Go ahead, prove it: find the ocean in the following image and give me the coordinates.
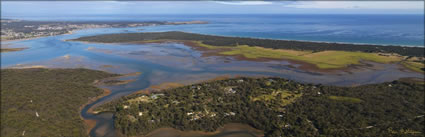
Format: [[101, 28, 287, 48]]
[[3, 14, 424, 47], [2, 13, 424, 137]]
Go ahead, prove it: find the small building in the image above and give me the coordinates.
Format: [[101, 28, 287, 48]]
[[151, 94, 164, 99], [224, 87, 236, 94]]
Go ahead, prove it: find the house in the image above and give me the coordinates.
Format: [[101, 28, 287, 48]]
[[151, 94, 164, 99], [224, 87, 236, 94]]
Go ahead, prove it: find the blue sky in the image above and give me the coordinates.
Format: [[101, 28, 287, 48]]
[[2, 1, 424, 16]]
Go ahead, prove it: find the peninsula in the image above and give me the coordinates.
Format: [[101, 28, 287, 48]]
[[96, 77, 424, 137], [71, 31, 425, 72], [1, 19, 207, 41]]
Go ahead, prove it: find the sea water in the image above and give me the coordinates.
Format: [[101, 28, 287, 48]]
[[3, 14, 424, 46]]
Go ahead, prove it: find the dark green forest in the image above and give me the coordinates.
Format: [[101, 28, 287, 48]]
[[0, 68, 118, 137], [73, 31, 424, 57], [98, 77, 425, 137]]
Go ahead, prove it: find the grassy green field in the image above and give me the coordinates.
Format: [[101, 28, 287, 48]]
[[251, 90, 302, 107], [138, 40, 423, 71], [193, 41, 403, 69], [401, 61, 424, 73]]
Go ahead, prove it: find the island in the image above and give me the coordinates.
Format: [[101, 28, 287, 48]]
[[71, 31, 425, 72], [1, 19, 207, 41], [0, 43, 28, 53], [0, 47, 27, 53], [95, 77, 424, 137], [0, 68, 119, 137]]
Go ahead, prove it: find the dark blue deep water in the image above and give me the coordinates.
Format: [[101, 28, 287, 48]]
[[4, 14, 424, 46]]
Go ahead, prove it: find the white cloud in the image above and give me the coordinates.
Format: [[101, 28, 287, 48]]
[[284, 1, 424, 9], [214, 1, 273, 6]]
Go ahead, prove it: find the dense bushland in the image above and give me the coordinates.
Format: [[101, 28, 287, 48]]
[[73, 31, 425, 57], [98, 77, 424, 137], [0, 68, 118, 137]]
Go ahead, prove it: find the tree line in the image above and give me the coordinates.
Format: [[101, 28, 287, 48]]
[[97, 77, 424, 137], [73, 31, 425, 57], [1, 68, 118, 137]]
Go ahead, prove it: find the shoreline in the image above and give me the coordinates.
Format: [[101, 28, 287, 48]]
[[4, 23, 422, 47], [1, 20, 208, 44], [69, 30, 424, 48], [79, 72, 142, 135], [131, 40, 416, 73], [141, 123, 264, 137], [71, 39, 424, 74], [79, 88, 112, 135], [1, 37, 44, 43], [1, 34, 44, 43], [96, 76, 425, 137], [149, 31, 424, 47], [202, 33, 424, 48], [83, 71, 424, 137], [1, 31, 74, 43], [1, 47, 28, 53]]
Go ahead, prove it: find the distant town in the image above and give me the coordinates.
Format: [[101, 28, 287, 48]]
[[1, 19, 207, 41]]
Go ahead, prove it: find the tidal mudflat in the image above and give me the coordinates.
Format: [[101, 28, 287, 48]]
[[1, 26, 423, 137], [142, 123, 263, 137], [75, 39, 423, 86], [73, 34, 422, 137]]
